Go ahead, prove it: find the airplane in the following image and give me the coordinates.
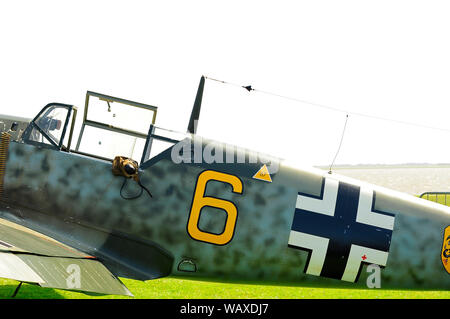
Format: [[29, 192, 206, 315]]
[[0, 76, 448, 297]]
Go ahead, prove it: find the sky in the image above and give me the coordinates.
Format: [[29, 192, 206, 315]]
[[1, 1, 450, 166]]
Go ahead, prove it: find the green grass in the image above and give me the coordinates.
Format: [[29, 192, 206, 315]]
[[0, 276, 449, 299], [418, 193, 450, 206]]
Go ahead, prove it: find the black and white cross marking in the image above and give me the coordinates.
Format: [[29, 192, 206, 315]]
[[288, 177, 395, 282]]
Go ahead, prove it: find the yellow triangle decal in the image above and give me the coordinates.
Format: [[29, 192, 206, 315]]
[[252, 164, 272, 182]]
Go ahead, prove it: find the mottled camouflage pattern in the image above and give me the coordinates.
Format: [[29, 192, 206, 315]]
[[1, 137, 449, 290]]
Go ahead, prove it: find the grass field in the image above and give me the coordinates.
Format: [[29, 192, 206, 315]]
[[1, 276, 449, 299], [418, 193, 450, 206]]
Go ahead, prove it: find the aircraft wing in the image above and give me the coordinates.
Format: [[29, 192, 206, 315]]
[[0, 217, 132, 296]]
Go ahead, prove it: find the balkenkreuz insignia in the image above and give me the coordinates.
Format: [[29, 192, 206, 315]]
[[288, 177, 395, 282]]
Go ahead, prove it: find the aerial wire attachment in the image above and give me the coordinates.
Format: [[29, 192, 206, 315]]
[[202, 76, 450, 133], [328, 114, 349, 174]]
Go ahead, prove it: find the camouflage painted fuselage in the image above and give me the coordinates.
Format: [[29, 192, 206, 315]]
[[1, 137, 450, 290]]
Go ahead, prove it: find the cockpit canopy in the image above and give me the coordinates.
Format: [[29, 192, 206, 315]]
[[22, 91, 187, 166], [74, 91, 158, 163]]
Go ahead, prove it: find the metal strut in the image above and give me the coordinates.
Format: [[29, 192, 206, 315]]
[[11, 282, 23, 298]]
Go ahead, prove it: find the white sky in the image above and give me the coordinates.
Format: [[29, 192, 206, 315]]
[[1, 1, 450, 166]]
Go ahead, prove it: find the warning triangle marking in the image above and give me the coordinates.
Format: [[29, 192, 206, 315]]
[[252, 164, 272, 183]]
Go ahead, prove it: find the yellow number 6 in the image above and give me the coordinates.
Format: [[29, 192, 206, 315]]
[[187, 170, 243, 245]]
